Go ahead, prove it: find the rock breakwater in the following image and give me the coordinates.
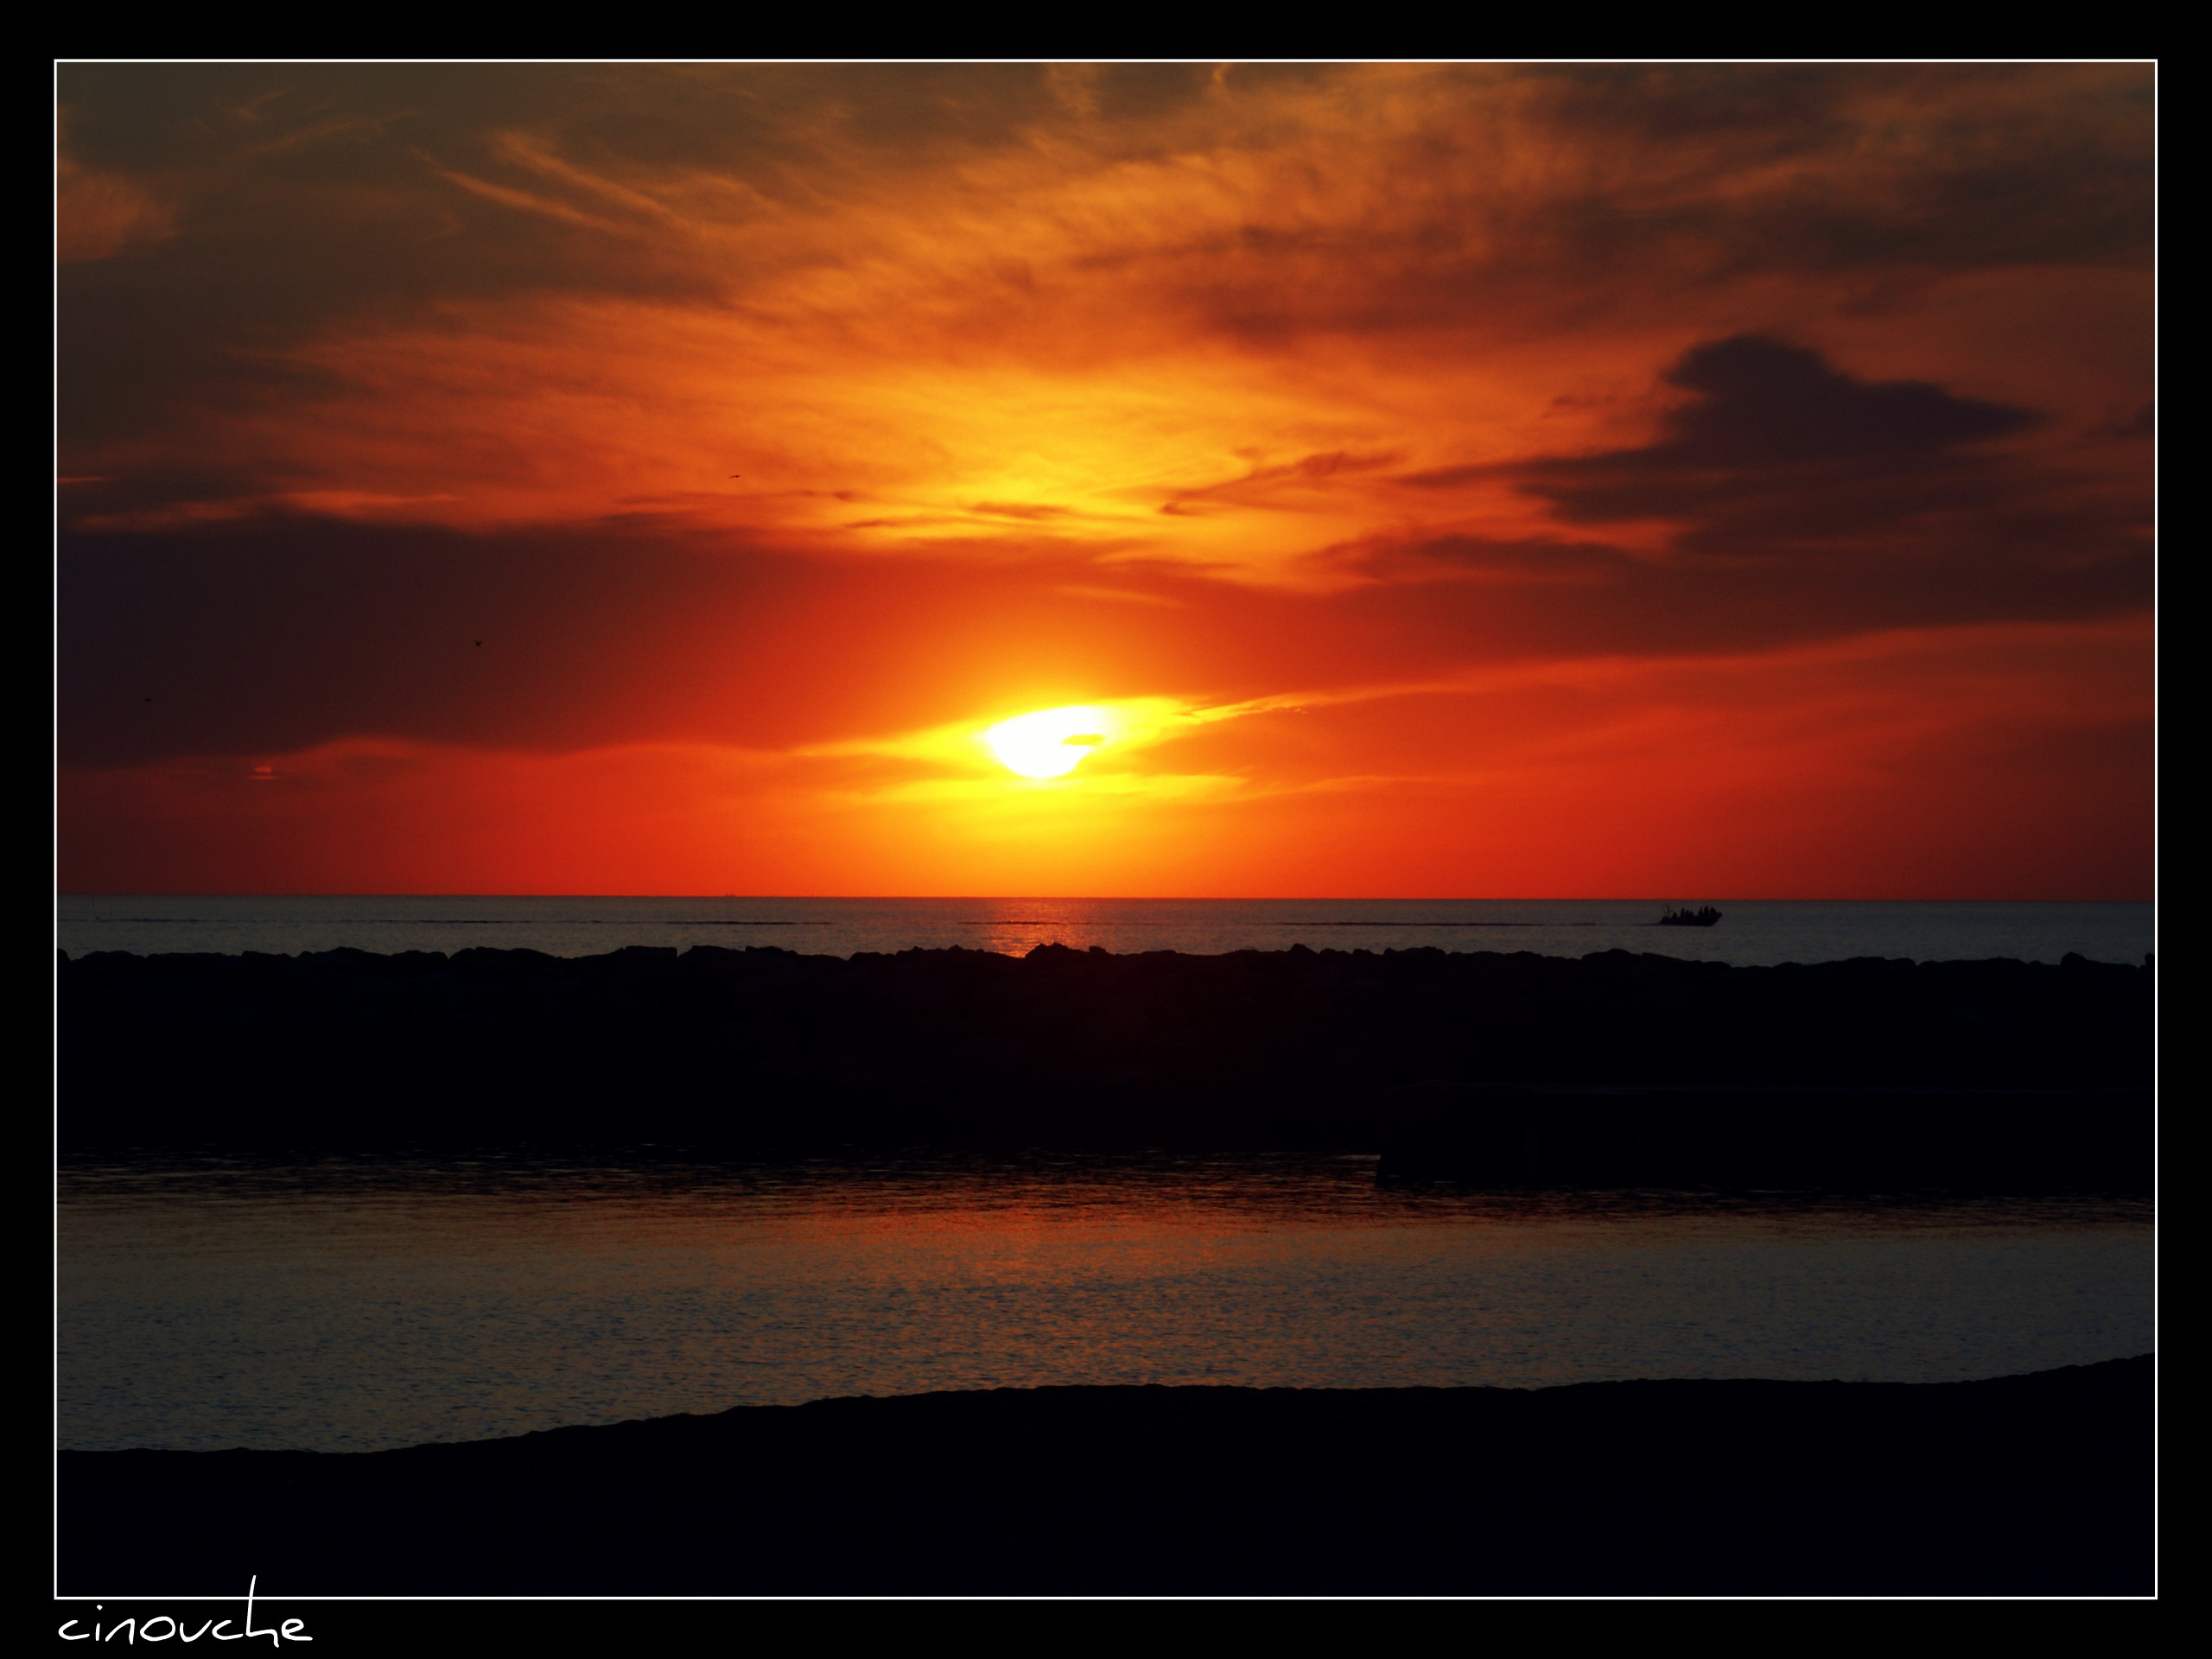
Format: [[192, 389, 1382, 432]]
[[57, 942, 2152, 1183]]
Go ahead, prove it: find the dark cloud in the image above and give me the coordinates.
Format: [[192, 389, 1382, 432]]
[[57, 64, 1066, 184], [2105, 402, 2155, 440], [1641, 334, 2035, 467], [1084, 63, 1219, 123], [1349, 334, 2145, 646], [1180, 65, 2151, 345], [1492, 335, 2150, 572], [1337, 527, 2148, 658], [1529, 65, 2154, 270], [55, 64, 1074, 451], [57, 518, 1336, 766], [58, 519, 1037, 767], [57, 65, 2154, 467], [61, 502, 2152, 770]]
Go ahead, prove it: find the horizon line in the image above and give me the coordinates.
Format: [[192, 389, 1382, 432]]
[[54, 893, 2155, 905]]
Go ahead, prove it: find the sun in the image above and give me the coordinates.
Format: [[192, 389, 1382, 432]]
[[982, 706, 1114, 779]]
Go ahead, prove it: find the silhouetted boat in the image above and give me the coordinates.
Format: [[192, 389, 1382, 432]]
[[1657, 906, 1722, 926]]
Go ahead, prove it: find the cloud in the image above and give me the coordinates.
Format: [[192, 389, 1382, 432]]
[[1499, 334, 2067, 560], [1322, 338, 2152, 634], [52, 67, 2154, 898], [56, 123, 174, 263], [58, 616, 2152, 899], [1624, 334, 2035, 467], [1518, 335, 2030, 501], [60, 493, 2152, 781], [56, 65, 2152, 543]]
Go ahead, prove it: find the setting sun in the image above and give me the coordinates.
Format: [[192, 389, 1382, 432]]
[[982, 708, 1113, 779]]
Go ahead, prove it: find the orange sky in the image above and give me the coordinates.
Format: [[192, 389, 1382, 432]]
[[55, 65, 2155, 897]]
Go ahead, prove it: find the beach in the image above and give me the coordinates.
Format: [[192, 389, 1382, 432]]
[[60, 1357, 2152, 1596]]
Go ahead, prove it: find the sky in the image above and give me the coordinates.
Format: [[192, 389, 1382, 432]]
[[54, 63, 2155, 898]]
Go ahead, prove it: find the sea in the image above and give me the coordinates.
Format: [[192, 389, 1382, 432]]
[[54, 894, 2156, 967], [58, 1159, 2152, 1455], [55, 896, 2157, 1455]]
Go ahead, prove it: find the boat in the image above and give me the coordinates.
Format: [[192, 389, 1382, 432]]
[[1656, 906, 1722, 927]]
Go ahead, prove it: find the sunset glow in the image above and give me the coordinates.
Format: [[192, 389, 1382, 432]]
[[55, 65, 2154, 898]]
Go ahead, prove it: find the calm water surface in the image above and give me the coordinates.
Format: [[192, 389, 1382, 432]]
[[58, 1157, 2153, 1454], [54, 895, 2153, 967]]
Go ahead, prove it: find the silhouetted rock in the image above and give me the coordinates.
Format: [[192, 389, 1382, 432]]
[[56, 943, 2153, 1185], [1371, 1081, 2150, 1190], [56, 1358, 2153, 1595]]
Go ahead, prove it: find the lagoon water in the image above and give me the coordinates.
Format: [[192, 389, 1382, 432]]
[[58, 1156, 2152, 1455], [54, 895, 2154, 967]]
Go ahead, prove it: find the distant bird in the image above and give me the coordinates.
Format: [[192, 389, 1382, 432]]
[[142, 696, 152, 703], [729, 474, 742, 478], [474, 640, 482, 647]]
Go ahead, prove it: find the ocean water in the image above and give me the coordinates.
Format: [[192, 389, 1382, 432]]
[[54, 895, 2155, 967], [57, 1156, 2152, 1454]]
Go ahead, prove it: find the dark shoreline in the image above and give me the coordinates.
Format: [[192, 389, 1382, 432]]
[[59, 942, 2154, 1185], [60, 1357, 2153, 1595]]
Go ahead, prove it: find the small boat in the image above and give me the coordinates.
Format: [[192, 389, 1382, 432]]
[[1656, 906, 1722, 927]]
